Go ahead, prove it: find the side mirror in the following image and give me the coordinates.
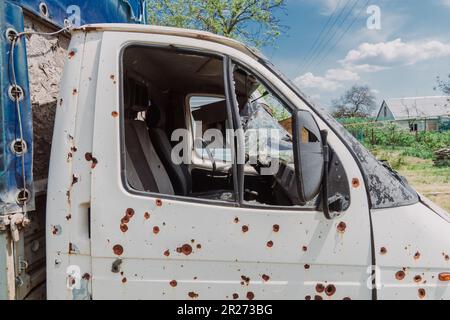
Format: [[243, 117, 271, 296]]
[[292, 110, 324, 205]]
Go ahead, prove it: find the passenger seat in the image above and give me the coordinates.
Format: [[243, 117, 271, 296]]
[[125, 119, 175, 195]]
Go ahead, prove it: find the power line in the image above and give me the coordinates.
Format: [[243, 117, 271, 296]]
[[296, 0, 343, 74], [304, 0, 359, 74], [299, 0, 352, 75], [310, 0, 370, 74]]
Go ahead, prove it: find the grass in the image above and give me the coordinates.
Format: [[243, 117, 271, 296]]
[[370, 147, 450, 212]]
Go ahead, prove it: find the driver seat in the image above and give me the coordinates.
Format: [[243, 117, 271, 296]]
[[147, 103, 234, 200]]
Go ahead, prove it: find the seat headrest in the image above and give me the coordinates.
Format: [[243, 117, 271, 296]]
[[125, 79, 149, 115], [147, 103, 166, 128]]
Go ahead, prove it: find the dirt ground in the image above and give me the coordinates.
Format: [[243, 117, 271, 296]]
[[371, 149, 450, 212]]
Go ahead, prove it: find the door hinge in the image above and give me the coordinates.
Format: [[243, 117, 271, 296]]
[[0, 213, 30, 242]]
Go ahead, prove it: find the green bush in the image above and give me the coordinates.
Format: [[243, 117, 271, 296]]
[[338, 119, 450, 160]]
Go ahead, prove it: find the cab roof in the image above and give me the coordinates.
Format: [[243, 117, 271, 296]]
[[75, 23, 262, 60]]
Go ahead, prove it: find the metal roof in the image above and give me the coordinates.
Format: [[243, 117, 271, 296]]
[[381, 96, 450, 120]]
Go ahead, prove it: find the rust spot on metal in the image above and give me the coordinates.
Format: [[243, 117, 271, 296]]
[[445, 254, 449, 261], [266, 240, 274, 248], [418, 288, 426, 299], [380, 247, 387, 255], [315, 283, 325, 293], [153, 226, 160, 235], [196, 244, 202, 249], [178, 244, 192, 256], [82, 273, 91, 281], [113, 244, 123, 256], [164, 250, 170, 257], [325, 284, 336, 296], [414, 275, 422, 283], [337, 221, 347, 233], [262, 274, 270, 282], [234, 217, 239, 223], [241, 275, 250, 285], [65, 214, 72, 221], [72, 88, 77, 95], [352, 178, 360, 188], [71, 146, 78, 153], [52, 225, 61, 235], [110, 75, 115, 80], [273, 224, 280, 232], [71, 174, 78, 186], [126, 208, 135, 218], [302, 246, 308, 252], [69, 242, 79, 254], [121, 216, 130, 224], [314, 295, 323, 300], [188, 291, 199, 299], [191, 239, 195, 243], [232, 293, 239, 299], [438, 273, 450, 281], [242, 225, 249, 233], [246, 292, 254, 300], [66, 190, 71, 205], [120, 223, 128, 233], [156, 199, 163, 207], [59, 98, 63, 106], [84, 152, 98, 168], [68, 50, 76, 59], [414, 251, 421, 260], [169, 280, 177, 287], [122, 277, 127, 283], [304, 264, 310, 269], [305, 295, 311, 300], [144, 212, 150, 220], [395, 270, 405, 280], [343, 297, 352, 300], [111, 111, 119, 118]]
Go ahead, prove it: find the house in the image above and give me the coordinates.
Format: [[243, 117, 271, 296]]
[[376, 96, 450, 132]]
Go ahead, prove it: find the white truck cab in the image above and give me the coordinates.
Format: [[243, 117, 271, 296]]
[[42, 24, 450, 300], [1, 22, 448, 300]]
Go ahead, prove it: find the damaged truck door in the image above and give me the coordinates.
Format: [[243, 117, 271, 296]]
[[69, 28, 374, 300]]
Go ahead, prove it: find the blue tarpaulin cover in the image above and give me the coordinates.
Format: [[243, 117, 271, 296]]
[[0, 0, 146, 213]]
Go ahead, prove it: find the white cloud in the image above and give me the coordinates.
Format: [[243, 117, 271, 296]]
[[294, 72, 343, 91], [294, 68, 359, 91], [440, 0, 450, 7], [341, 38, 450, 69], [325, 68, 360, 81]]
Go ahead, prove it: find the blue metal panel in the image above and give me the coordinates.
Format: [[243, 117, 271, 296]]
[[10, 0, 147, 27], [0, 1, 34, 213], [0, 0, 146, 214]]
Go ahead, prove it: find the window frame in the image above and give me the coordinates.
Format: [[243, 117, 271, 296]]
[[228, 60, 319, 211], [118, 43, 239, 208]]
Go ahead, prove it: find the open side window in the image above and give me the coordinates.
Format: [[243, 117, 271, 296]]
[[121, 45, 237, 203]]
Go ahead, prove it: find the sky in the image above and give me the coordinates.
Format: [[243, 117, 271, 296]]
[[260, 0, 450, 112]]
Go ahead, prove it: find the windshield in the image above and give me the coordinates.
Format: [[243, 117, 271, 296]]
[[243, 102, 294, 164], [259, 58, 419, 209]]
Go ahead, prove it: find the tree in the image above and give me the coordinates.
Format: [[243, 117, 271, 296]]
[[435, 73, 450, 96], [331, 85, 377, 118], [147, 0, 286, 47]]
